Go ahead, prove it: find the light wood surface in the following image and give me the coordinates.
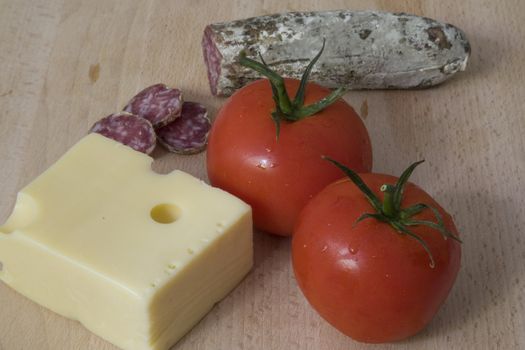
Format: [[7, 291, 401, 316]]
[[1, 0, 524, 349]]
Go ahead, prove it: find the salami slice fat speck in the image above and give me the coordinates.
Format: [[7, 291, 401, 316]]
[[123, 84, 183, 128], [89, 112, 156, 154], [156, 102, 211, 154]]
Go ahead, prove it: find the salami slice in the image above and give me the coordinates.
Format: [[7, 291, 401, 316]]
[[89, 112, 156, 154], [202, 10, 471, 96], [123, 84, 183, 128], [156, 102, 211, 155]]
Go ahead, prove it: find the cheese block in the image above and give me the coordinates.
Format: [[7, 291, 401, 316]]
[[0, 133, 253, 350]]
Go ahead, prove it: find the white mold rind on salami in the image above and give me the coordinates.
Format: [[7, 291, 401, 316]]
[[89, 112, 156, 154], [202, 11, 471, 96], [157, 102, 211, 155], [123, 84, 183, 128]]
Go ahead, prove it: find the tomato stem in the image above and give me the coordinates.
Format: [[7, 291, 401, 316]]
[[323, 157, 462, 268], [238, 40, 346, 136], [239, 52, 294, 114], [380, 184, 396, 218]]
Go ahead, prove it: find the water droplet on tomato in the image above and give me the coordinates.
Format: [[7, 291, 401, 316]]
[[338, 259, 358, 271], [256, 159, 276, 169], [256, 160, 268, 169], [338, 247, 349, 255], [321, 245, 328, 252], [349, 247, 359, 255]]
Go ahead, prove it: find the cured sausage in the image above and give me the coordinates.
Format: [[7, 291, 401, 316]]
[[89, 112, 156, 154], [156, 102, 211, 154], [123, 84, 183, 127], [202, 11, 470, 96]]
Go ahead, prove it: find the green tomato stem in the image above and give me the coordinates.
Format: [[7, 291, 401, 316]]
[[323, 157, 462, 268], [238, 40, 346, 133], [238, 52, 293, 114], [380, 184, 397, 218]]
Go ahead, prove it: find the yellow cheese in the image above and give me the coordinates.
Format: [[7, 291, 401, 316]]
[[0, 134, 253, 350]]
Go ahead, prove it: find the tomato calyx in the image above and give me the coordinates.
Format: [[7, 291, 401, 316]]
[[323, 157, 462, 268], [238, 39, 346, 138]]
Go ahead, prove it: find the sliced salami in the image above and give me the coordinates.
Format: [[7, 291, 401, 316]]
[[156, 102, 211, 155], [123, 84, 183, 128], [89, 112, 156, 154]]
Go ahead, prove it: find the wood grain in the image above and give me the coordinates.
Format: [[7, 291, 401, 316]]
[[0, 0, 524, 349]]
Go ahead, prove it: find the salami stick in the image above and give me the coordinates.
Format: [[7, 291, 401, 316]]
[[202, 11, 470, 96]]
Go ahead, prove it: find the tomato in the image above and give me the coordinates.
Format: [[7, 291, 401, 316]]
[[206, 78, 372, 236], [292, 168, 461, 343]]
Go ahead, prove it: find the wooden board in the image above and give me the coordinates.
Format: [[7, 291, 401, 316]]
[[0, 0, 524, 349]]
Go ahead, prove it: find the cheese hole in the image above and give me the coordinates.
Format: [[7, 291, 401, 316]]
[[150, 204, 180, 224]]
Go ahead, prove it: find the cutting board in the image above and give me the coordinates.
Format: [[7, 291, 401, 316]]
[[1, 0, 524, 349]]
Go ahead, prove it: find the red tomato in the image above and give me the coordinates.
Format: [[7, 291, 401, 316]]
[[206, 78, 372, 236], [292, 173, 461, 343]]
